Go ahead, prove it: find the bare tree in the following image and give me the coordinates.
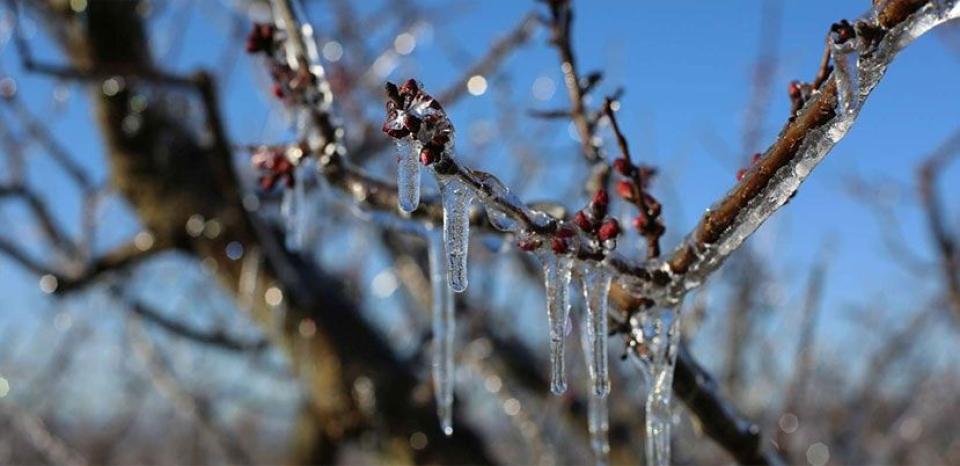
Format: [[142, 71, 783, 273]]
[[0, 0, 958, 465]]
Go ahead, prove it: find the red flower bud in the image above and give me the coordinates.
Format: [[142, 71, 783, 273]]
[[736, 168, 747, 181], [419, 145, 440, 165], [592, 189, 609, 207], [272, 83, 285, 99], [551, 237, 569, 254], [616, 180, 634, 201], [574, 211, 593, 231], [788, 80, 803, 99], [399, 78, 420, 96], [752, 152, 762, 164], [633, 215, 647, 231], [597, 218, 621, 241], [591, 190, 609, 219]]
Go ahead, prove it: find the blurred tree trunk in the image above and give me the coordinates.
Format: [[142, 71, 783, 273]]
[[38, 0, 493, 463]]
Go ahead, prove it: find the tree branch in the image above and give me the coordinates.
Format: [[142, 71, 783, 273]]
[[917, 128, 960, 320]]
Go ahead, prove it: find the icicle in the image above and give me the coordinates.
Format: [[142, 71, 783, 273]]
[[281, 161, 310, 252], [281, 184, 299, 251], [238, 246, 261, 313], [629, 307, 681, 466], [537, 252, 574, 394], [580, 312, 610, 466], [428, 230, 456, 436], [580, 264, 612, 397], [437, 176, 473, 292], [396, 139, 421, 213]]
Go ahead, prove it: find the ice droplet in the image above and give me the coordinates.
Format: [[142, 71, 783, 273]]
[[428, 230, 456, 436], [437, 176, 473, 293], [538, 252, 574, 394], [397, 139, 421, 213], [580, 264, 612, 397]]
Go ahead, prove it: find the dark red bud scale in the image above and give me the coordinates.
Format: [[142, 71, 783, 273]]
[[613, 157, 632, 176], [752, 153, 762, 164], [736, 168, 748, 181], [551, 237, 569, 254], [574, 211, 593, 231], [556, 225, 576, 238], [403, 114, 422, 135], [383, 124, 410, 139]]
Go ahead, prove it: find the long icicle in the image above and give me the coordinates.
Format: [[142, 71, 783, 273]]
[[629, 307, 681, 466], [580, 304, 610, 466], [281, 183, 300, 251], [438, 176, 472, 293], [581, 264, 612, 397], [539, 252, 574, 394], [428, 229, 456, 436]]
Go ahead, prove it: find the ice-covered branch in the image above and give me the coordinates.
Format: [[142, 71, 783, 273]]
[[644, 0, 960, 308]]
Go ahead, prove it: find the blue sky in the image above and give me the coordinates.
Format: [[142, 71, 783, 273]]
[[1, 0, 958, 382]]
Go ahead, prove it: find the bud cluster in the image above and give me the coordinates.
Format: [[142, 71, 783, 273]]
[[251, 145, 301, 191], [612, 155, 665, 258], [382, 79, 456, 167]]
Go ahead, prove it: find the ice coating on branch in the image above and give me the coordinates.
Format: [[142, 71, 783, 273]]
[[580, 311, 610, 466], [472, 171, 524, 232], [629, 307, 680, 466], [438, 176, 473, 293], [580, 263, 612, 397], [642, 2, 960, 308], [537, 252, 574, 394], [428, 230, 456, 436], [831, 42, 859, 117], [396, 139, 421, 213]]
